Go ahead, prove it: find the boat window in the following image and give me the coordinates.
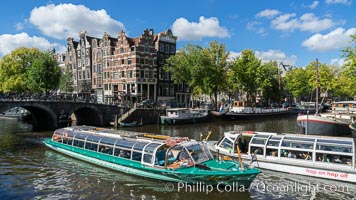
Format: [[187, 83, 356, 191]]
[[283, 136, 315, 142], [132, 152, 142, 161], [251, 137, 267, 145], [64, 130, 75, 138], [73, 139, 85, 148], [86, 135, 101, 143], [316, 144, 352, 153], [62, 136, 74, 145], [250, 146, 264, 155], [114, 148, 131, 159], [186, 144, 210, 163], [315, 153, 352, 165], [267, 136, 282, 147], [99, 137, 117, 146], [73, 133, 88, 140], [316, 139, 353, 146], [281, 141, 314, 149], [116, 139, 136, 149], [84, 142, 98, 152], [266, 148, 278, 157], [52, 133, 63, 142], [218, 138, 234, 151], [143, 154, 153, 163], [99, 144, 114, 155], [280, 149, 313, 161], [144, 143, 161, 153], [133, 142, 149, 151]]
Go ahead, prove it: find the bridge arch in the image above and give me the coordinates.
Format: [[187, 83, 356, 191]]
[[0, 104, 57, 131], [69, 105, 104, 127]]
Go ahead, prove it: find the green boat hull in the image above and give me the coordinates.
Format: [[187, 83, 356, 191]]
[[43, 139, 259, 186]]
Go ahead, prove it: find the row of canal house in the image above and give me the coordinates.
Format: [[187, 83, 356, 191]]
[[65, 29, 191, 106]]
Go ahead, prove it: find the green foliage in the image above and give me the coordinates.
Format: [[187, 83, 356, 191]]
[[202, 41, 229, 108], [164, 42, 229, 108], [257, 61, 280, 103], [341, 31, 356, 97], [285, 68, 312, 100], [229, 49, 261, 103], [0, 47, 61, 94], [305, 60, 335, 94], [59, 64, 74, 93], [0, 47, 42, 92]]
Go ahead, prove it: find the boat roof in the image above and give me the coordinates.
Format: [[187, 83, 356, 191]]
[[223, 130, 354, 142], [55, 126, 192, 148], [333, 101, 356, 104]]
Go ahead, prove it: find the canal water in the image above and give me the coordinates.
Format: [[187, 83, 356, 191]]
[[0, 116, 355, 200]]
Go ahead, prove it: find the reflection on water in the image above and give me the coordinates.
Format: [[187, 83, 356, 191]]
[[0, 117, 355, 200]]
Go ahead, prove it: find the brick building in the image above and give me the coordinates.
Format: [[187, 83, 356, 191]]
[[65, 28, 190, 106]]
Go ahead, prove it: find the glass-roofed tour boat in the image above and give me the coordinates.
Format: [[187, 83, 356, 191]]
[[43, 126, 260, 187], [207, 131, 356, 183]]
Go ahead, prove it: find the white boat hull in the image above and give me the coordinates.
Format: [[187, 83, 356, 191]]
[[241, 156, 356, 183]]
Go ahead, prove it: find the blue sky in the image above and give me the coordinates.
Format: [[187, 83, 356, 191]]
[[0, 0, 355, 67]]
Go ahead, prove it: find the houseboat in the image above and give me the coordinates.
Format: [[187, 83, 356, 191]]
[[207, 131, 356, 183], [160, 108, 209, 125], [43, 126, 260, 186], [317, 101, 356, 123], [296, 114, 351, 136], [296, 101, 356, 136], [292, 102, 317, 114], [223, 101, 291, 120]]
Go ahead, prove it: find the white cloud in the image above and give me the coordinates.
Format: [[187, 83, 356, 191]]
[[308, 1, 320, 9], [0, 32, 65, 55], [271, 13, 335, 33], [29, 4, 125, 39], [302, 27, 356, 51], [271, 13, 299, 32], [255, 50, 297, 66], [246, 21, 267, 36], [228, 50, 297, 66], [228, 51, 241, 62], [330, 58, 346, 66], [325, 0, 352, 5], [16, 23, 24, 30], [172, 16, 230, 41], [256, 9, 281, 18]]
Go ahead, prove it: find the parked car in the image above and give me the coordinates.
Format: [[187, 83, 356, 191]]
[[138, 99, 156, 108]]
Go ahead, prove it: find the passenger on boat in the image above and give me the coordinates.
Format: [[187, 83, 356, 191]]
[[288, 151, 296, 158], [322, 154, 330, 162], [177, 151, 193, 167]]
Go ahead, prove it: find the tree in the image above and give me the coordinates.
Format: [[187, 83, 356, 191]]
[[229, 49, 261, 103], [202, 41, 229, 109], [305, 60, 335, 95], [285, 68, 312, 101], [0, 47, 42, 93], [341, 31, 356, 98], [257, 61, 280, 105], [164, 44, 208, 107], [59, 64, 74, 93], [26, 51, 61, 94]]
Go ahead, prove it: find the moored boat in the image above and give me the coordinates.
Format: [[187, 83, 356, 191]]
[[296, 114, 351, 136], [120, 121, 142, 127], [292, 102, 317, 114], [160, 108, 209, 125], [207, 130, 356, 183], [43, 126, 260, 186], [223, 101, 292, 120]]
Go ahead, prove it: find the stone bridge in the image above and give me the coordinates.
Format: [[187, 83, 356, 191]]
[[0, 100, 122, 131]]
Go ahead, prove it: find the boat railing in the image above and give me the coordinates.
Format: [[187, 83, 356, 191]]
[[228, 132, 356, 169]]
